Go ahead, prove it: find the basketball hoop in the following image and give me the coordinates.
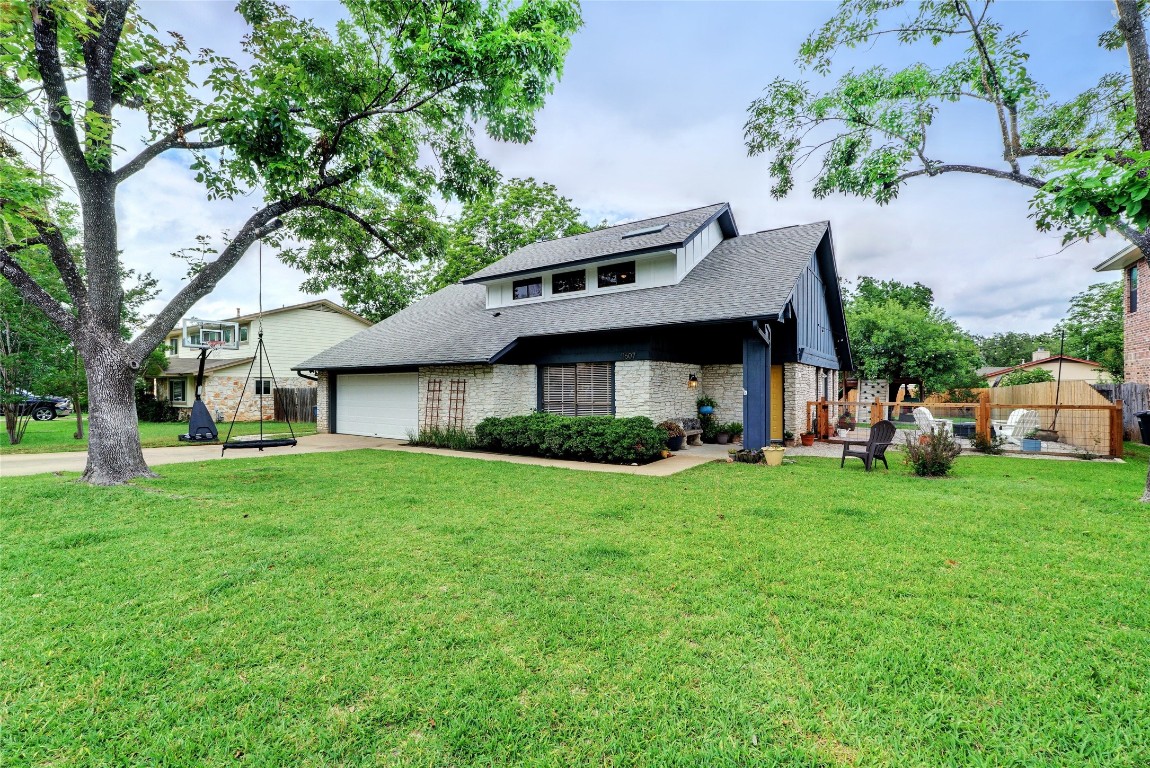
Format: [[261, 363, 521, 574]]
[[181, 317, 241, 351]]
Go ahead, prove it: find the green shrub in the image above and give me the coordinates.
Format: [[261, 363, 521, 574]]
[[1000, 368, 1055, 386], [971, 431, 1006, 455], [475, 412, 666, 464], [719, 421, 743, 437], [406, 425, 477, 450], [903, 430, 963, 476], [135, 390, 179, 422]]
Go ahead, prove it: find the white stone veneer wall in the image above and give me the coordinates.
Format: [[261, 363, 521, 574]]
[[784, 363, 817, 434], [418, 364, 536, 431], [700, 364, 743, 425], [316, 371, 330, 433], [614, 360, 702, 424]]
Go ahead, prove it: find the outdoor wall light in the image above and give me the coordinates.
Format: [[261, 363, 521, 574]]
[[687, 373, 699, 389]]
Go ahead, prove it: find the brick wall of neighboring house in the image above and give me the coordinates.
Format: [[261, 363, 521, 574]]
[[1126, 257, 1150, 384]]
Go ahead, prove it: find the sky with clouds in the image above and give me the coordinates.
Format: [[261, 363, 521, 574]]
[[122, 0, 1127, 337]]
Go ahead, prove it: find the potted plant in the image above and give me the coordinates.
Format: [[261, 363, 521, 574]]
[[658, 420, 686, 451], [696, 395, 718, 416], [835, 410, 855, 437], [763, 445, 786, 466], [727, 422, 743, 443], [1021, 429, 1042, 452], [716, 425, 730, 444], [800, 430, 816, 447], [783, 429, 795, 447]]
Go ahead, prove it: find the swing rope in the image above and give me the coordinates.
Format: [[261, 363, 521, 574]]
[[221, 242, 298, 453]]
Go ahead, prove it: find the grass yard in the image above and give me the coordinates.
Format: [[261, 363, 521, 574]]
[[0, 417, 315, 455], [3, 449, 1148, 766]]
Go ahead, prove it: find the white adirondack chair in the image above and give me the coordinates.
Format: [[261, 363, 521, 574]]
[[912, 406, 953, 436], [993, 409, 1039, 445]]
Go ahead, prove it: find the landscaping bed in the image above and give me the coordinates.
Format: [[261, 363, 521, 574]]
[[3, 449, 1148, 765]]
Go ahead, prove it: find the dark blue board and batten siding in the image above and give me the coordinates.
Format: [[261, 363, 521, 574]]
[[790, 248, 842, 370]]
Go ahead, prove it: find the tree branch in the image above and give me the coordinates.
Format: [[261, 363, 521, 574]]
[[27, 217, 88, 311], [0, 250, 79, 337], [125, 167, 363, 361], [893, 163, 1046, 189], [1117, 0, 1150, 150], [82, 0, 130, 167], [113, 119, 215, 183], [298, 199, 403, 257], [29, 2, 91, 188]]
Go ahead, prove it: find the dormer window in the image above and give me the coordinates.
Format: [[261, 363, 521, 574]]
[[553, 269, 586, 294], [513, 277, 543, 300], [598, 261, 636, 288]]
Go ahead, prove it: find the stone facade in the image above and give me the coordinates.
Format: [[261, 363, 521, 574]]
[[417, 364, 536, 431], [614, 361, 702, 424], [784, 363, 818, 434], [1125, 257, 1150, 384], [172, 373, 315, 423], [317, 371, 330, 433], [699, 364, 743, 424]]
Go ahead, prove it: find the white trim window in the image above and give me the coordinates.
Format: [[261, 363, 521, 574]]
[[169, 378, 187, 403], [541, 363, 613, 416]]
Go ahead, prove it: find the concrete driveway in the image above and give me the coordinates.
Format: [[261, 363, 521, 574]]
[[0, 433, 388, 478]]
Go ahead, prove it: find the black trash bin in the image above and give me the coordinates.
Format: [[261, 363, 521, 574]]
[[1136, 411, 1150, 445]]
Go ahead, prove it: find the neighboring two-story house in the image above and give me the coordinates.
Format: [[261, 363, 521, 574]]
[[152, 299, 370, 421], [295, 203, 853, 450], [1095, 244, 1148, 383]]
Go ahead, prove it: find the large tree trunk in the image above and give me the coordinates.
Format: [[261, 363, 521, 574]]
[[80, 344, 154, 485]]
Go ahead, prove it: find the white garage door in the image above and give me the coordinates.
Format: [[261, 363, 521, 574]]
[[335, 373, 418, 439]]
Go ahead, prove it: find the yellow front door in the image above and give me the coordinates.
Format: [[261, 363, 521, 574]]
[[771, 365, 783, 440]]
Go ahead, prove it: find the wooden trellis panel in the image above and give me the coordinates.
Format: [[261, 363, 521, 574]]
[[423, 379, 442, 429], [447, 379, 466, 429]]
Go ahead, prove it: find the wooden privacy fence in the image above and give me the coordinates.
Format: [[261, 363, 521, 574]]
[[1093, 382, 1150, 439], [273, 387, 317, 423], [807, 391, 1124, 457]]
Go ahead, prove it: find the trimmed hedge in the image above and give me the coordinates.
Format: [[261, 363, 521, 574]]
[[475, 412, 667, 464]]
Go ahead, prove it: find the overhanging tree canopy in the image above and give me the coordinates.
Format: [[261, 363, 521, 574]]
[[0, 0, 581, 484]]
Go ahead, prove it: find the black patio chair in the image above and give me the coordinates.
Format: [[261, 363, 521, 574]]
[[841, 419, 897, 471]]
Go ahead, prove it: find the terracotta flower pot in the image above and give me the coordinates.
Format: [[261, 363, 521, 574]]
[[800, 434, 815, 447]]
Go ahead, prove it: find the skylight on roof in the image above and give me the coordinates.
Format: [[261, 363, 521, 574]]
[[620, 224, 668, 239]]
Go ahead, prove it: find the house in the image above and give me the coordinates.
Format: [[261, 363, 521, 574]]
[[294, 203, 853, 451], [151, 299, 370, 421], [980, 348, 1104, 387], [1095, 244, 1148, 383]]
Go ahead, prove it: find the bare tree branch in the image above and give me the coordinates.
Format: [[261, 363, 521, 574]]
[[113, 119, 215, 183], [1117, 0, 1150, 150], [27, 218, 88, 311]]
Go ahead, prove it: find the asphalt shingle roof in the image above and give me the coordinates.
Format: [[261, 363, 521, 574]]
[[159, 357, 256, 376], [462, 203, 731, 282], [297, 221, 830, 372]]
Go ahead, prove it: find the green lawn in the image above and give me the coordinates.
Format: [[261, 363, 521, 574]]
[[0, 417, 315, 454], [3, 449, 1148, 766]]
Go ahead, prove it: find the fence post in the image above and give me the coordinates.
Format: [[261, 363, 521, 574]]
[[976, 390, 990, 442], [817, 398, 830, 439], [870, 396, 881, 426], [1112, 399, 1124, 458]]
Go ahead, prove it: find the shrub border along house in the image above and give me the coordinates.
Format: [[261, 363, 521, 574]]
[[475, 412, 667, 464]]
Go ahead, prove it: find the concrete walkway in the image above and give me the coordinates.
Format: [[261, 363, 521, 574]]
[[0, 433, 388, 478]]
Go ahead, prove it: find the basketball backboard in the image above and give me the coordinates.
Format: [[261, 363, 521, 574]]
[[181, 318, 241, 350]]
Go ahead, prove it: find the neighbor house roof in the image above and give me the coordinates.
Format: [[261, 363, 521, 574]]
[[158, 357, 255, 377], [461, 202, 737, 283], [297, 220, 831, 372], [982, 355, 1101, 378], [1094, 244, 1142, 272], [165, 299, 368, 337]]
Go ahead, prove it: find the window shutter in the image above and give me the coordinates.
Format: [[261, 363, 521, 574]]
[[576, 363, 612, 415], [543, 365, 577, 416], [541, 363, 613, 416]]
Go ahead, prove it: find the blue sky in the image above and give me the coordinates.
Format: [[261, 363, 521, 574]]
[[128, 1, 1127, 337]]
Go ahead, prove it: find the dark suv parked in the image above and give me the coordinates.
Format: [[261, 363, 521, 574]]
[[1, 390, 74, 421]]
